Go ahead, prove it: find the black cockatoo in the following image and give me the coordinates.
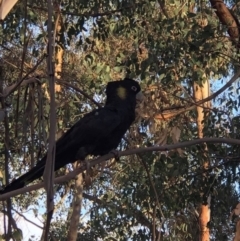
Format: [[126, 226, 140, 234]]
[[0, 78, 142, 194]]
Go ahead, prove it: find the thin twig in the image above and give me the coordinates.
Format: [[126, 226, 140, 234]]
[[83, 193, 152, 230], [154, 69, 240, 119], [12, 208, 43, 229], [138, 156, 163, 238], [1, 54, 46, 98], [57, 80, 101, 107]]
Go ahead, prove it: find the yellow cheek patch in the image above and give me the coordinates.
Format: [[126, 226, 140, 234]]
[[117, 86, 126, 99]]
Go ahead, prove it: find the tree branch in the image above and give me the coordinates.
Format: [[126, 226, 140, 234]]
[[154, 69, 240, 119], [0, 55, 46, 98], [57, 80, 101, 107], [1, 137, 240, 200], [43, 0, 55, 239], [12, 208, 43, 229], [83, 193, 153, 231]]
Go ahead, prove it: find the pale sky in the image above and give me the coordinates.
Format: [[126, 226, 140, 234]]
[[0, 210, 43, 240]]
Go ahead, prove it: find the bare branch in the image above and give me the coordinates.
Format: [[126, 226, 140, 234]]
[[12, 208, 43, 229], [1, 137, 240, 200], [57, 80, 101, 107], [138, 156, 164, 239], [67, 165, 83, 241], [155, 69, 240, 119], [1, 55, 46, 98], [83, 192, 154, 231], [43, 0, 55, 239]]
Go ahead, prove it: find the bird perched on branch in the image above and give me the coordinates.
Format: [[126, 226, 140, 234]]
[[0, 78, 142, 194]]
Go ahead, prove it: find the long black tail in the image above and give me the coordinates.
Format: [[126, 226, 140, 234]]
[[0, 157, 47, 195], [0, 148, 76, 195]]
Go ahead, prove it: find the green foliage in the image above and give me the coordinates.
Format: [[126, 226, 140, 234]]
[[0, 0, 240, 240]]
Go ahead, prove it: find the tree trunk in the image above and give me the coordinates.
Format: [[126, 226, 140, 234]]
[[234, 220, 240, 241], [193, 79, 211, 241], [54, 12, 63, 93], [67, 163, 83, 241]]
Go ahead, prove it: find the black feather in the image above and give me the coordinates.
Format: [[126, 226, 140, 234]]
[[0, 78, 141, 194]]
